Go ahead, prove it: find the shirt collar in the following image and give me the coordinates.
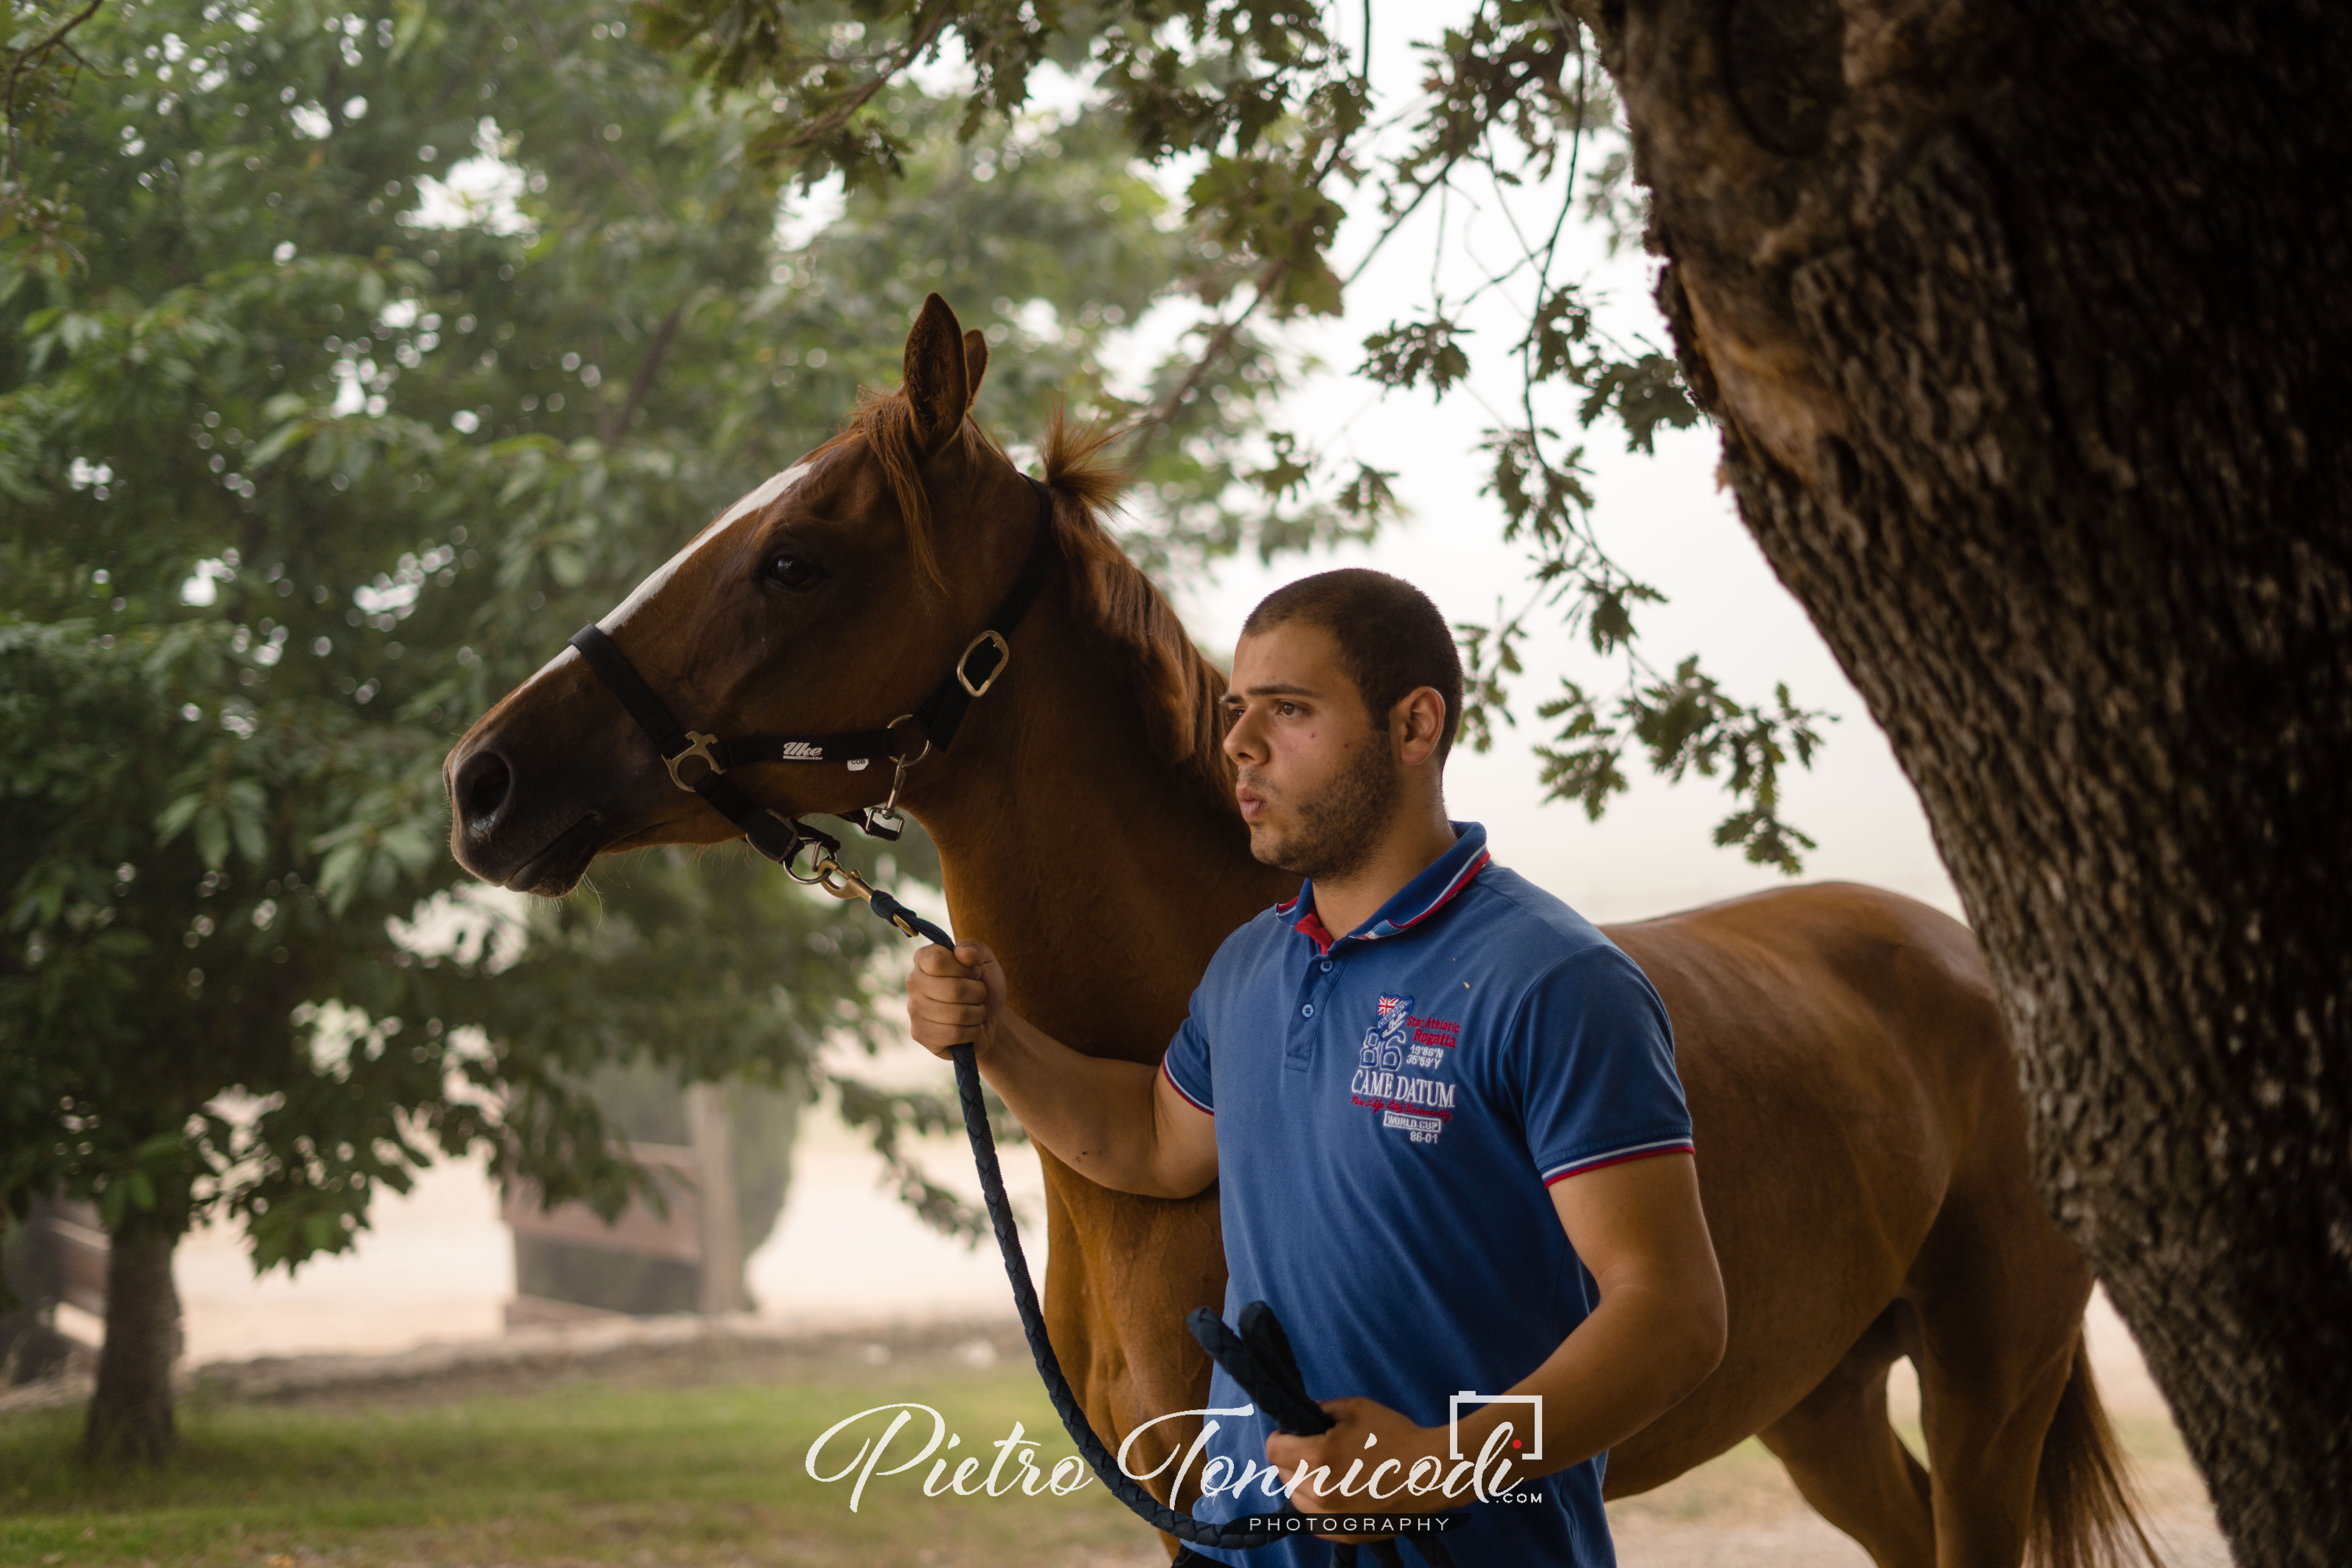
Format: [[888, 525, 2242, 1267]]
[[1278, 822, 1492, 955]]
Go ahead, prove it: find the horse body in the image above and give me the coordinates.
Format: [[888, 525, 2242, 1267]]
[[445, 296, 2150, 1567], [901, 546, 2096, 1564]]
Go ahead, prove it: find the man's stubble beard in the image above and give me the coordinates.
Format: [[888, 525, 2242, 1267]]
[[1243, 738, 1401, 882]]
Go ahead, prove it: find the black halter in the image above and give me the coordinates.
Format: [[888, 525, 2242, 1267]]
[[567, 474, 1057, 870]]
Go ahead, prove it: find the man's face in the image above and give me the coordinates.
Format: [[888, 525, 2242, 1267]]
[[1221, 621, 1400, 881]]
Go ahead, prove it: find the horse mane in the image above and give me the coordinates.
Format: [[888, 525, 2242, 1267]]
[[1034, 406, 1238, 815], [815, 390, 1236, 815]]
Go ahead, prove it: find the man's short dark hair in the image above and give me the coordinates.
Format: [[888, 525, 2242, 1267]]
[[1241, 569, 1465, 763]]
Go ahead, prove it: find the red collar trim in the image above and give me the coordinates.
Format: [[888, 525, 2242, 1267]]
[[1294, 907, 1337, 954]]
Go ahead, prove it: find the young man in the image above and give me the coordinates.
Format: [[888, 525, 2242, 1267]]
[[907, 570, 1726, 1565]]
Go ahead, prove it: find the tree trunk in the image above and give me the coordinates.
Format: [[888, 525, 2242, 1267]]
[[81, 1214, 182, 1465], [685, 1081, 745, 1316], [1586, 1, 2352, 1561]]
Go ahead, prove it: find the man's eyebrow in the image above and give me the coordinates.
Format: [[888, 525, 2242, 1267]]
[[1230, 682, 1321, 701]]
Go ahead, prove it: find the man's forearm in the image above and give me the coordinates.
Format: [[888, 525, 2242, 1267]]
[[1454, 1281, 1722, 1481], [1261, 1278, 1722, 1523], [977, 1010, 1178, 1196]]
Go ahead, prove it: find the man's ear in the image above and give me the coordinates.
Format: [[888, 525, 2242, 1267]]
[[962, 328, 989, 409], [1395, 686, 1449, 766], [901, 293, 969, 455]]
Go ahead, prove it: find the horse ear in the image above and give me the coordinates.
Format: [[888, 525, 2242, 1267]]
[[962, 328, 989, 409], [901, 293, 969, 455]]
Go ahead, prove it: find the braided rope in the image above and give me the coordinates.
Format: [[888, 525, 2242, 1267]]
[[864, 891, 1454, 1566]]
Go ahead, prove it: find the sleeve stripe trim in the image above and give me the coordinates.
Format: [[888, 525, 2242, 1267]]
[[1161, 1056, 1214, 1116], [1541, 1139, 1693, 1185]]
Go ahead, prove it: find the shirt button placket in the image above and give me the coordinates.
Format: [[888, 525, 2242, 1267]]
[[1290, 949, 1338, 1069]]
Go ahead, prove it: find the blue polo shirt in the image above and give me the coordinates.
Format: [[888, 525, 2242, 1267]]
[[1160, 823, 1692, 1566]]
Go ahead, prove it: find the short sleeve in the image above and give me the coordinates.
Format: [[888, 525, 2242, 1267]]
[[1161, 1007, 1216, 1114], [1507, 944, 1693, 1186]]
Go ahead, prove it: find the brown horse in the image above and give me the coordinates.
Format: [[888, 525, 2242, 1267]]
[[446, 296, 2154, 1568]]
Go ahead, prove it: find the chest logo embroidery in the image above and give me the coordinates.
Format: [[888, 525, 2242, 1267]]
[[1349, 993, 1463, 1145]]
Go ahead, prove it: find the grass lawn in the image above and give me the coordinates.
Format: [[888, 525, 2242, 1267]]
[[0, 1348, 2213, 1568], [0, 1359, 1164, 1568]]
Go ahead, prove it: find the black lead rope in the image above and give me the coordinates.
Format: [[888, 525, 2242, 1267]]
[[566, 474, 1456, 1565], [863, 890, 1454, 1566]]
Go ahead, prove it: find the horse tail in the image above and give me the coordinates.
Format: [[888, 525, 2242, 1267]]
[[2029, 1333, 2163, 1568]]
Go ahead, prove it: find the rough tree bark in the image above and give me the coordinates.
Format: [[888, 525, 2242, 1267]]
[[81, 1216, 182, 1464], [1579, 1, 2351, 1561]]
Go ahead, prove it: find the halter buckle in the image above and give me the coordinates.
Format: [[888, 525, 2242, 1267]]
[[664, 731, 724, 792], [955, 630, 1011, 698]]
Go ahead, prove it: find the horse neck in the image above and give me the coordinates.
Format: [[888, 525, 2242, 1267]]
[[903, 582, 1292, 1062]]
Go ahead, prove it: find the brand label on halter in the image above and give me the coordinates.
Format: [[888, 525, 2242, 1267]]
[[777, 741, 826, 760]]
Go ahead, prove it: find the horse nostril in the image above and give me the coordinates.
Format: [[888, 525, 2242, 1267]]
[[457, 748, 513, 831]]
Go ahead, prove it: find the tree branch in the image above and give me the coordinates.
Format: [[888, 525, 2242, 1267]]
[[1123, 260, 1284, 461], [601, 299, 688, 443], [2, 0, 107, 189], [770, 0, 955, 156]]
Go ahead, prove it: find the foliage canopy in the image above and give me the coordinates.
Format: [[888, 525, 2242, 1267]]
[[0, 0, 1323, 1383]]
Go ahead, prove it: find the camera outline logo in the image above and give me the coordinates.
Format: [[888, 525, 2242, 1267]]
[[1448, 1391, 1543, 1462]]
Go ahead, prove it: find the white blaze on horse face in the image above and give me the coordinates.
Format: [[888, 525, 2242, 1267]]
[[595, 462, 811, 633], [514, 463, 811, 695], [523, 641, 581, 688]]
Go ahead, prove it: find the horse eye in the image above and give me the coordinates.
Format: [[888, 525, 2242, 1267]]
[[764, 553, 826, 592]]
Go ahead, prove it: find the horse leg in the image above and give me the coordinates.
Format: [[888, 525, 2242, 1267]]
[[1758, 1301, 1936, 1568], [1906, 1187, 2096, 1568]]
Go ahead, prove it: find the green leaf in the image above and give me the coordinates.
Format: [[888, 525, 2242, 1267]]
[[317, 839, 367, 915], [155, 793, 203, 843], [1360, 317, 1473, 395], [242, 417, 314, 468], [1578, 352, 1702, 455], [1249, 432, 1312, 499], [226, 779, 270, 866], [132, 1131, 185, 1164], [195, 807, 230, 872], [1525, 287, 1596, 383]]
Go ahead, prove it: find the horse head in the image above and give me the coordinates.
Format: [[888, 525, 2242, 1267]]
[[445, 294, 1046, 895]]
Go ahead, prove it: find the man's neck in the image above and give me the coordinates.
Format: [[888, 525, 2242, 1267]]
[[1308, 808, 1463, 939]]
